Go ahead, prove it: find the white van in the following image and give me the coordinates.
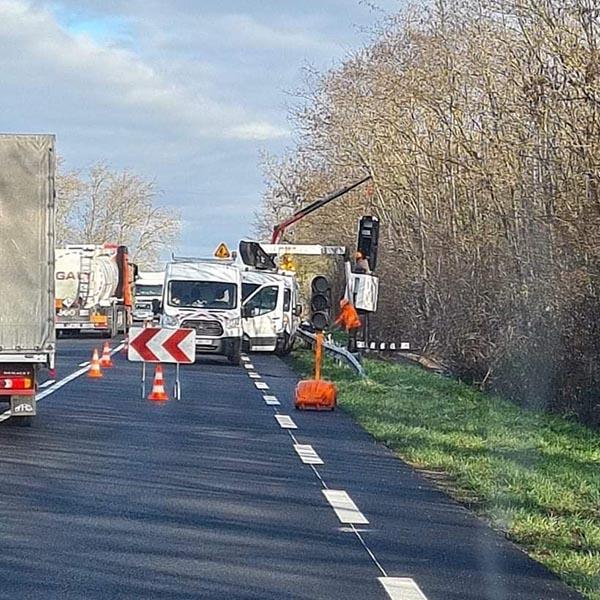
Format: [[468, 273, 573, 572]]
[[241, 269, 301, 354], [133, 271, 164, 323], [161, 260, 243, 364]]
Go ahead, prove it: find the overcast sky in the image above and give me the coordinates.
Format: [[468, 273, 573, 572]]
[[1, 0, 399, 257]]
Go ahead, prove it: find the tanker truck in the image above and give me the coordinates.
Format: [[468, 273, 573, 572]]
[[0, 134, 56, 424], [55, 245, 136, 337]]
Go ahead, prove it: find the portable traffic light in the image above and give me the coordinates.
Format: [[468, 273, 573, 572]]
[[357, 216, 380, 271], [310, 275, 332, 331]]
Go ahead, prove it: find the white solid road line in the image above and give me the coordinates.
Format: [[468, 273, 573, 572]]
[[294, 444, 324, 465], [39, 379, 56, 389], [0, 342, 125, 423], [78, 361, 89, 367], [322, 490, 369, 524], [263, 395, 280, 406], [275, 414, 297, 429], [378, 578, 429, 600], [255, 381, 269, 390]]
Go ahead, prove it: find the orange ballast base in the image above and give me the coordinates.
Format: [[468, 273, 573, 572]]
[[294, 379, 337, 411]]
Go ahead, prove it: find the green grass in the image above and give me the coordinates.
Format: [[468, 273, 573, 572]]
[[290, 349, 600, 599]]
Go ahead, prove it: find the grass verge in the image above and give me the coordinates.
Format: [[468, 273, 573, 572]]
[[290, 349, 600, 599]]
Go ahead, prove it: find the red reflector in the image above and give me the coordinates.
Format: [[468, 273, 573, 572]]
[[0, 377, 32, 390]]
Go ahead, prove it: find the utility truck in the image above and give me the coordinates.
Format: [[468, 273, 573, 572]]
[[161, 258, 243, 364], [55, 244, 136, 337], [240, 266, 301, 355], [0, 134, 56, 424], [133, 271, 164, 323]]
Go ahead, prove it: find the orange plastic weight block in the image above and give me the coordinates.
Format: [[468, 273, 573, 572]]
[[294, 379, 337, 411]]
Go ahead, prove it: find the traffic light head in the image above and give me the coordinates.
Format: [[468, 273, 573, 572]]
[[357, 216, 379, 271], [310, 275, 331, 331]]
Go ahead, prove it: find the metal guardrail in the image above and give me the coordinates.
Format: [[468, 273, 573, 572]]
[[296, 327, 366, 378]]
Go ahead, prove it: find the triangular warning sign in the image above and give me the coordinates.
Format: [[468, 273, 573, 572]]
[[214, 242, 231, 259]]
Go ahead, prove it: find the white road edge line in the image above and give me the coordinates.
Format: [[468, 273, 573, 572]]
[[294, 444, 324, 465], [0, 342, 125, 423], [275, 414, 297, 429], [322, 490, 369, 524], [378, 578, 429, 600]]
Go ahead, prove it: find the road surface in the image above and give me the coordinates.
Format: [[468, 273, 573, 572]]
[[0, 338, 584, 599]]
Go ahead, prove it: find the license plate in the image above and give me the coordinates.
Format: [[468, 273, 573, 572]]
[[196, 337, 215, 345]]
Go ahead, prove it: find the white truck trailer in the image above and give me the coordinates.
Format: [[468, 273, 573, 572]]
[[0, 134, 56, 424], [55, 244, 136, 337]]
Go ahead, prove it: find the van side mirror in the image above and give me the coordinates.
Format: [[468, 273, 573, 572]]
[[152, 299, 162, 315]]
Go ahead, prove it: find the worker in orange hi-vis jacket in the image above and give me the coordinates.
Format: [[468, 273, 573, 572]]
[[335, 298, 362, 331]]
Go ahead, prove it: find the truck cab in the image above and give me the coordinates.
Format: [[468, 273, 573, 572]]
[[133, 271, 164, 324], [241, 269, 300, 355], [161, 260, 242, 364]]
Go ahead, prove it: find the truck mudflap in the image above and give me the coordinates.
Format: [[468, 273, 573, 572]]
[[10, 395, 36, 417]]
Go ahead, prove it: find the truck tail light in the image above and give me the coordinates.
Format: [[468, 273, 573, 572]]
[[0, 377, 33, 390]]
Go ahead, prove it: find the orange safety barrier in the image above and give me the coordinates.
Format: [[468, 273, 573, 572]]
[[294, 331, 337, 410]]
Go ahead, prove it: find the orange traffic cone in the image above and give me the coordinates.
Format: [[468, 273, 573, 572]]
[[148, 365, 168, 402], [100, 342, 114, 368], [88, 348, 103, 379]]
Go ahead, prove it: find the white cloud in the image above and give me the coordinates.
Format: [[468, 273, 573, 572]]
[[0, 0, 286, 141], [225, 121, 289, 141]]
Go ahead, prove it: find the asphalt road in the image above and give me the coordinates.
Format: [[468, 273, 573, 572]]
[[0, 338, 585, 599]]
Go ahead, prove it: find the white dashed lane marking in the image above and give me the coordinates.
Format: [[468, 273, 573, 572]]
[[263, 395, 280, 406], [322, 490, 369, 524], [244, 363, 254, 370], [275, 414, 297, 429], [255, 381, 269, 390], [294, 444, 324, 465], [241, 356, 250, 362], [378, 578, 429, 600], [248, 373, 261, 379]]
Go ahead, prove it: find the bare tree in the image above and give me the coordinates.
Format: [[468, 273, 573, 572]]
[[56, 161, 181, 268]]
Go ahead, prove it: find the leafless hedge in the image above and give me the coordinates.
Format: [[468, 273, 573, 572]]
[[258, 0, 600, 425]]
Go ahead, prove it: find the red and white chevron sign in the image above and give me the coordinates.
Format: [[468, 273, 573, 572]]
[[127, 327, 196, 364]]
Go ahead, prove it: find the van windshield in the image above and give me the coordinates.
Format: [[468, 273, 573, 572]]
[[168, 280, 237, 309]]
